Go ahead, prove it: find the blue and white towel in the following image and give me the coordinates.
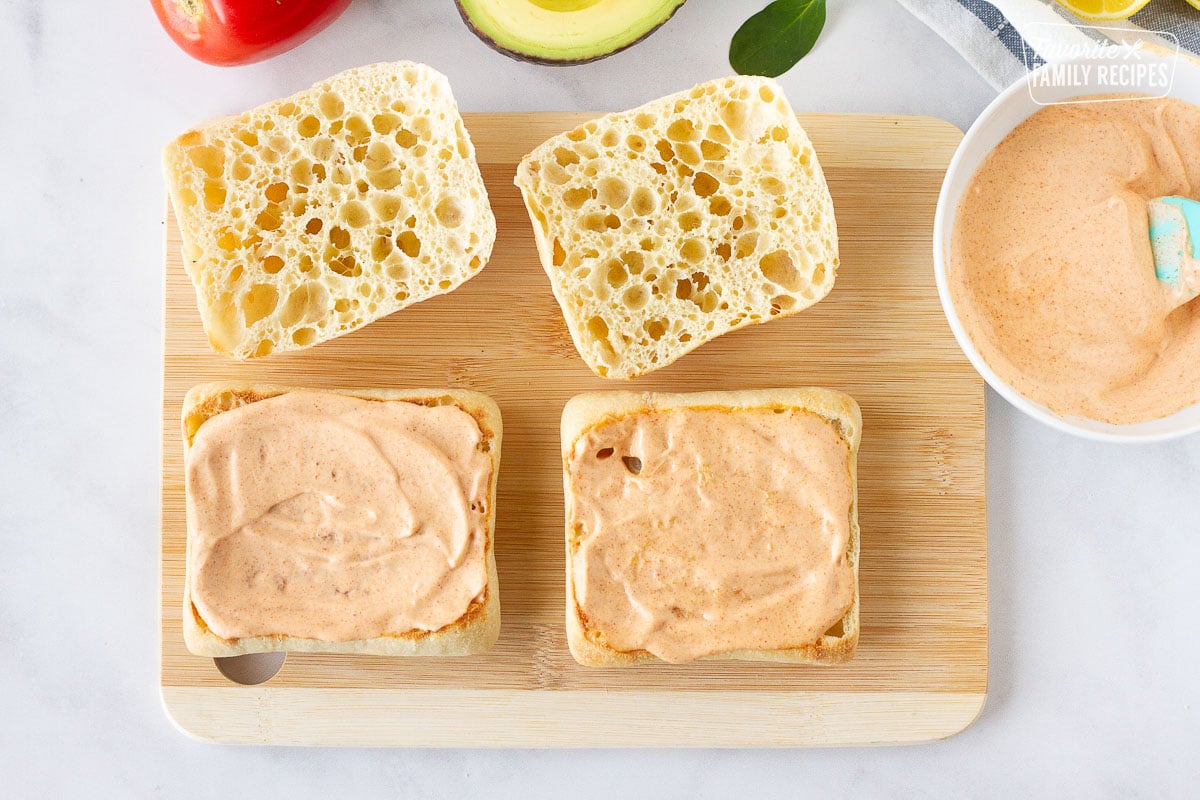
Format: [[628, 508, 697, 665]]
[[896, 0, 1200, 89]]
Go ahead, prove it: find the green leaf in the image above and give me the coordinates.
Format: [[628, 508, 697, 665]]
[[729, 0, 827, 78]]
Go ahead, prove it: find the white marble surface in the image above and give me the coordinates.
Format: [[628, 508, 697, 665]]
[[1, 0, 1197, 795]]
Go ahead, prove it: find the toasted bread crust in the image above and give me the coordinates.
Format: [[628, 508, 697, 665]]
[[560, 388, 860, 667], [180, 382, 502, 657]]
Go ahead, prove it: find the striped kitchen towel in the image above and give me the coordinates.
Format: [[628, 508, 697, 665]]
[[896, 0, 1200, 89]]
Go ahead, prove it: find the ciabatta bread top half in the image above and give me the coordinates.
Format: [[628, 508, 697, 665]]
[[165, 62, 496, 360], [516, 76, 838, 379]]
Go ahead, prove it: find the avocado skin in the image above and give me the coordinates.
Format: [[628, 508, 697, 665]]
[[454, 0, 687, 66]]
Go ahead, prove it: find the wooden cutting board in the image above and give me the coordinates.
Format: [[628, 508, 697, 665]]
[[160, 112, 986, 747]]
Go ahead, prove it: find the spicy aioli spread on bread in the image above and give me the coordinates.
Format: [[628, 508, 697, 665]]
[[950, 96, 1200, 424], [567, 407, 854, 664], [186, 392, 492, 642]]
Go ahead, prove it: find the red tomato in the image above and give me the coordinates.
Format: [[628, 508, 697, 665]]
[[150, 0, 354, 66]]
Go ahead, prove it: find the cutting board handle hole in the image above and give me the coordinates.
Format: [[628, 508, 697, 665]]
[[214, 653, 286, 685]]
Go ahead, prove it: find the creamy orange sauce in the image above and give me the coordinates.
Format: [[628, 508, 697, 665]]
[[186, 392, 492, 642], [950, 96, 1200, 424], [567, 407, 854, 664]]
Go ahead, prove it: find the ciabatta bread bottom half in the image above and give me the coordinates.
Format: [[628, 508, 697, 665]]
[[181, 382, 502, 658], [560, 387, 860, 667]]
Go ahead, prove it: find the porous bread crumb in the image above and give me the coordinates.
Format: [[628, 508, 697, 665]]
[[164, 62, 496, 359], [515, 76, 838, 379]]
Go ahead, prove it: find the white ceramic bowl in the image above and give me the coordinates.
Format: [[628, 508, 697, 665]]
[[933, 51, 1200, 443]]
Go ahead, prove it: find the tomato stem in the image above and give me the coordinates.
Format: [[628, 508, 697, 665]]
[[174, 0, 203, 22]]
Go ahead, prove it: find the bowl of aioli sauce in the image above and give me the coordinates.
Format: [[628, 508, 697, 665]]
[[934, 49, 1200, 442]]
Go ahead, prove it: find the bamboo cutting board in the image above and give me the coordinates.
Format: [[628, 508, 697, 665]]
[[160, 112, 986, 747]]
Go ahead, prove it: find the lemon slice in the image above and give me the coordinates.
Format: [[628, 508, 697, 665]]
[[1183, 0, 1200, 10], [1055, 0, 1152, 20]]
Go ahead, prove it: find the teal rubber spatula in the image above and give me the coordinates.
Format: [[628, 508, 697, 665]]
[[1148, 196, 1200, 309]]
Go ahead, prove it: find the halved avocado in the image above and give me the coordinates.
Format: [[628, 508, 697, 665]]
[[456, 0, 687, 65]]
